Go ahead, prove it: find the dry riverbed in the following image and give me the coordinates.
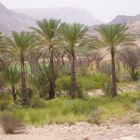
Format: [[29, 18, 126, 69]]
[[0, 122, 140, 140]]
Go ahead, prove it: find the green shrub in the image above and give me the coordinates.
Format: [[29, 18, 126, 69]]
[[0, 92, 139, 125], [77, 73, 110, 91], [0, 101, 9, 111], [71, 98, 96, 115], [56, 76, 87, 98], [56, 73, 110, 94], [101, 80, 112, 96], [30, 98, 47, 109], [0, 95, 13, 111], [56, 76, 71, 92]]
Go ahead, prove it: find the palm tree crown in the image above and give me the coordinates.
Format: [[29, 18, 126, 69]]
[[6, 31, 38, 57], [60, 23, 88, 48], [97, 24, 134, 49], [32, 19, 60, 45]]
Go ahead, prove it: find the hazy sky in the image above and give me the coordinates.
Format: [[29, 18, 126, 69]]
[[0, 0, 140, 22]]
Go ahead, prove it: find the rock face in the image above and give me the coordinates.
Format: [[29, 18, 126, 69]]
[[0, 2, 35, 35], [14, 7, 100, 26]]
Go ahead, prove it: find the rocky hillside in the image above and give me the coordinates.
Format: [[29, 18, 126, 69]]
[[0, 2, 35, 35], [14, 7, 100, 26], [110, 14, 140, 35], [127, 19, 140, 35], [110, 14, 140, 24]]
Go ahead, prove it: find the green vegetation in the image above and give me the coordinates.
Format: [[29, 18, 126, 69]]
[[56, 73, 109, 92], [0, 92, 139, 125]]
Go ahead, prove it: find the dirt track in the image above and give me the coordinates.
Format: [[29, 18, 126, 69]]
[[0, 122, 140, 140]]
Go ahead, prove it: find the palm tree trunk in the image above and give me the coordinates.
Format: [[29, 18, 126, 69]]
[[11, 84, 16, 103], [111, 48, 117, 97], [70, 49, 77, 98], [21, 55, 28, 105], [49, 46, 55, 99]]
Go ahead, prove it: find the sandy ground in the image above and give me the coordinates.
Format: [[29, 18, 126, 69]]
[[0, 122, 140, 140]]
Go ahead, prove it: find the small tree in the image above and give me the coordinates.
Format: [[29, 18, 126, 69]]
[[117, 47, 139, 80], [28, 65, 49, 98], [2, 66, 20, 103]]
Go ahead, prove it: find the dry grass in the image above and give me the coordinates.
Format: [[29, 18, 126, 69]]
[[0, 112, 25, 134]]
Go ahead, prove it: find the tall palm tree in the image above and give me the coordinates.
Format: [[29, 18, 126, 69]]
[[5, 31, 38, 104], [97, 24, 135, 97], [31, 19, 61, 99], [60, 23, 88, 98]]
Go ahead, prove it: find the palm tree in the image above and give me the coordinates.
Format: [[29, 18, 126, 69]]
[[0, 33, 11, 81], [2, 66, 20, 103], [117, 47, 139, 80], [0, 32, 5, 49], [59, 23, 88, 98], [28, 64, 49, 98], [31, 19, 61, 99], [5, 31, 38, 104], [97, 24, 135, 97]]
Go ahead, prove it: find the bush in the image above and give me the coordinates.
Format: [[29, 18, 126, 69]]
[[0, 93, 139, 125], [0, 111, 25, 134], [30, 98, 47, 109], [88, 111, 102, 125], [101, 80, 112, 96], [56, 76, 87, 98], [56, 74, 110, 93], [56, 76, 71, 93], [0, 95, 13, 111], [77, 74, 110, 91], [88, 105, 102, 125], [0, 101, 9, 111]]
